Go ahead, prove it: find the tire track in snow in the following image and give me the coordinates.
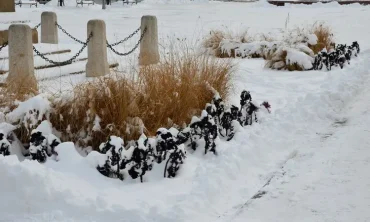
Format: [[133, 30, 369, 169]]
[[216, 150, 298, 221], [219, 116, 353, 222]]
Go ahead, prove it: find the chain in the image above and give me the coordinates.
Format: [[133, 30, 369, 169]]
[[109, 27, 141, 47], [107, 27, 147, 56], [33, 32, 93, 66], [34, 23, 41, 30], [55, 22, 86, 45], [0, 42, 8, 52]]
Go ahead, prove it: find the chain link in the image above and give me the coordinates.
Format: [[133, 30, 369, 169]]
[[107, 27, 146, 57], [0, 42, 8, 52], [34, 23, 41, 30], [55, 22, 86, 45], [108, 27, 141, 47], [33, 32, 93, 66]]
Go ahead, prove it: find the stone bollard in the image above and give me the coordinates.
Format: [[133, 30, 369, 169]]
[[7, 25, 37, 93], [41, 12, 58, 44], [0, 0, 15, 13], [0, 29, 39, 45], [139, 15, 160, 66], [86, 20, 109, 77]]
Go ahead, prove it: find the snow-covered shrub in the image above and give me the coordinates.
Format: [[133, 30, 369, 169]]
[[155, 129, 186, 178], [202, 29, 254, 58], [97, 135, 157, 182], [203, 22, 336, 71], [164, 143, 186, 178], [0, 131, 11, 156], [187, 111, 218, 155], [27, 121, 61, 163], [28, 131, 49, 163], [238, 90, 259, 126], [313, 41, 360, 71], [176, 88, 270, 153], [126, 135, 155, 182], [220, 40, 281, 59], [155, 128, 177, 163], [97, 136, 126, 180], [207, 90, 269, 141], [309, 22, 335, 54], [96, 129, 189, 181], [51, 52, 233, 148], [219, 38, 316, 71], [5, 95, 51, 143], [265, 47, 314, 71]]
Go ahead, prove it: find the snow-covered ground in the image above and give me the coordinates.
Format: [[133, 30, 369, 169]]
[[231, 71, 370, 222], [1, 1, 370, 221]]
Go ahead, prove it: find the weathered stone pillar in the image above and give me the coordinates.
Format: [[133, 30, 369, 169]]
[[7, 24, 37, 93], [0, 29, 39, 45], [86, 20, 109, 77], [41, 11, 58, 44], [139, 15, 160, 66], [0, 0, 15, 13]]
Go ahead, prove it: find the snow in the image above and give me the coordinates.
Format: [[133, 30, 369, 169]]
[[231, 74, 370, 222], [307, 33, 318, 45], [0, 122, 17, 135], [92, 115, 101, 132], [285, 47, 314, 69], [5, 95, 51, 129], [1, 1, 370, 222], [32, 120, 53, 135]]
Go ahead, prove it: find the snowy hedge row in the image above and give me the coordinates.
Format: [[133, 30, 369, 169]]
[[217, 38, 360, 71], [313, 42, 360, 70], [93, 90, 271, 182], [0, 90, 271, 182]]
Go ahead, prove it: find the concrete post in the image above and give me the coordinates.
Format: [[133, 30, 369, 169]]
[[139, 15, 160, 66], [7, 25, 37, 93], [86, 20, 109, 77], [41, 12, 58, 44], [0, 29, 39, 45], [0, 0, 15, 13]]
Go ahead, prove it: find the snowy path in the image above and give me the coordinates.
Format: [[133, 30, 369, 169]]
[[230, 72, 370, 222]]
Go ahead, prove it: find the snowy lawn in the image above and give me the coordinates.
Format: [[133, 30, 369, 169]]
[[1, 1, 370, 221]]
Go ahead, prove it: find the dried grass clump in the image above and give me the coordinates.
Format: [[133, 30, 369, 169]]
[[50, 77, 140, 148], [51, 53, 233, 148], [0, 75, 38, 105], [309, 22, 334, 54], [0, 76, 40, 143], [265, 49, 306, 71], [202, 29, 253, 58], [202, 30, 230, 58], [138, 53, 233, 134], [259, 33, 276, 42]]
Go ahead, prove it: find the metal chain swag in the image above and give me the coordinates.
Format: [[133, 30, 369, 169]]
[[55, 22, 86, 45], [34, 23, 41, 30], [0, 42, 7, 52], [109, 27, 141, 47], [107, 27, 147, 56], [33, 32, 93, 66]]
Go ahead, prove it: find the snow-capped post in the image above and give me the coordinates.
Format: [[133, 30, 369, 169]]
[[7, 24, 37, 92], [86, 19, 110, 77], [41, 11, 58, 44], [139, 15, 160, 66]]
